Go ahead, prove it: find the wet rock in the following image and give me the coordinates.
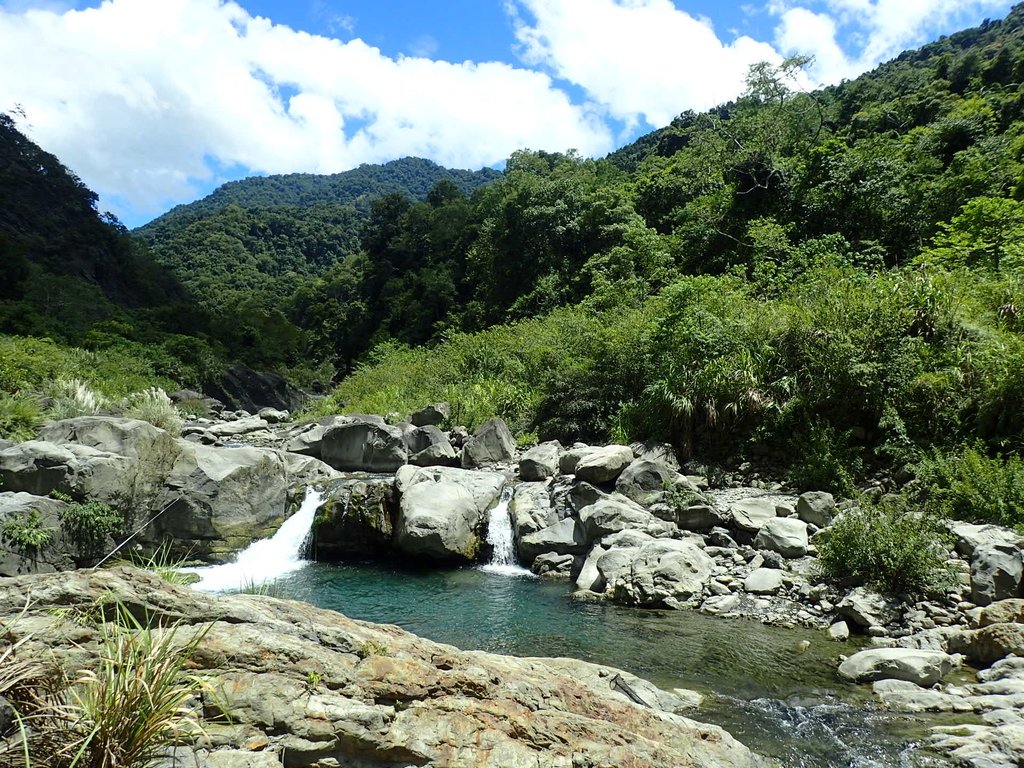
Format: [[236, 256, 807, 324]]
[[313, 477, 395, 561], [838, 648, 956, 686], [575, 545, 607, 592], [604, 539, 714, 607], [531, 552, 576, 579], [518, 441, 561, 481], [461, 418, 516, 468], [574, 445, 635, 485]]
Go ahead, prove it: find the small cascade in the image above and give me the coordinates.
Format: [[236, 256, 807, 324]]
[[480, 486, 534, 577], [185, 487, 325, 592]]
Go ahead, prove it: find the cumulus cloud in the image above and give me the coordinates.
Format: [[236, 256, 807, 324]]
[[773, 0, 1014, 84], [0, 0, 612, 221], [508, 0, 783, 128]]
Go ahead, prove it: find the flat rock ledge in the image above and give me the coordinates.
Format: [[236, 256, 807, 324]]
[[0, 567, 766, 768]]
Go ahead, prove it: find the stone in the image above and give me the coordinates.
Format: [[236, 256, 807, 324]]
[[578, 497, 653, 543], [558, 446, 593, 475], [0, 567, 762, 768], [518, 441, 561, 481], [796, 492, 835, 527], [971, 543, 1023, 606], [508, 482, 556, 539], [395, 466, 504, 516], [406, 425, 458, 467], [950, 623, 1024, 666], [518, 517, 588, 563], [743, 568, 784, 595], [320, 416, 407, 472], [629, 441, 681, 471], [205, 416, 270, 438], [950, 522, 1024, 558], [753, 517, 809, 558], [604, 539, 715, 607], [701, 594, 742, 616], [574, 445, 635, 485], [838, 648, 956, 686], [313, 476, 395, 560], [837, 587, 902, 629], [575, 545, 607, 592], [461, 418, 516, 468], [979, 598, 1024, 627], [531, 552, 576, 579], [257, 407, 289, 423], [409, 402, 450, 427], [394, 481, 481, 562], [0, 492, 73, 576], [727, 498, 777, 533], [828, 621, 851, 641], [615, 459, 700, 507]]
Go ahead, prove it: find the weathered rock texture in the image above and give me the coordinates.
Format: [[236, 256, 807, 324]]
[[0, 568, 764, 768]]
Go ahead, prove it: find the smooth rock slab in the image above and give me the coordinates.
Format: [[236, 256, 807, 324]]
[[574, 445, 635, 485], [728, 499, 777, 533], [838, 648, 956, 687]]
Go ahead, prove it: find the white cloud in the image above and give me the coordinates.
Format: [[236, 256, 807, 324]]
[[0, 0, 612, 221], [508, 0, 783, 128], [774, 0, 1014, 85]]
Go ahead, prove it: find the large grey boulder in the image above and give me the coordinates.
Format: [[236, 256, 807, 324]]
[[727, 498, 777, 533], [39, 416, 181, 464], [837, 586, 903, 629], [615, 459, 700, 507], [395, 466, 504, 516], [518, 441, 561, 481], [394, 481, 482, 562], [603, 540, 714, 607], [629, 441, 680, 471], [796, 491, 835, 527], [518, 517, 588, 563], [971, 543, 1024, 606], [461, 418, 516, 468], [948, 622, 1024, 665], [320, 417, 407, 472], [405, 425, 457, 467], [205, 416, 270, 438], [838, 648, 956, 686], [578, 497, 654, 543], [574, 445, 635, 485], [753, 517, 809, 558], [509, 482, 557, 539], [951, 522, 1024, 558], [409, 402, 450, 427], [313, 476, 395, 560], [558, 446, 593, 475], [743, 568, 784, 595], [575, 544, 607, 592]]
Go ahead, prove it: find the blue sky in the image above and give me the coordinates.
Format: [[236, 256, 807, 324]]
[[0, 0, 1016, 226]]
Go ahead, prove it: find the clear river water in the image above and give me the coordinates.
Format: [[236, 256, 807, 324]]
[[263, 560, 960, 768]]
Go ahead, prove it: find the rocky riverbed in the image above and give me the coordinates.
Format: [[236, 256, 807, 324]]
[[3, 404, 1024, 766]]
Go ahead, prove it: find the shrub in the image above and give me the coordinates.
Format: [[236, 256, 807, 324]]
[[0, 391, 43, 442], [122, 387, 183, 436], [46, 378, 109, 420], [60, 501, 123, 561], [786, 421, 863, 496], [817, 497, 954, 594], [1, 510, 53, 555], [916, 445, 1024, 528]]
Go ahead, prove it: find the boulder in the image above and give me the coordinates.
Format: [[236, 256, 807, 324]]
[[531, 552, 577, 579], [971, 543, 1023, 606], [508, 482, 556, 539], [461, 418, 516, 468], [828, 621, 851, 641], [604, 539, 714, 607], [743, 568, 784, 595], [615, 459, 701, 507], [409, 402, 450, 428], [558, 446, 592, 475], [405, 426, 458, 467], [320, 417, 407, 473], [578, 497, 653, 543], [655, 503, 725, 532], [951, 522, 1024, 558], [950, 623, 1024, 666], [518, 441, 561, 481], [796, 492, 835, 527], [978, 598, 1024, 627], [0, 492, 73, 576], [727, 498, 777, 533], [629, 441, 680, 471], [0, 567, 764, 768], [518, 517, 588, 563], [837, 587, 903, 629], [574, 445, 635, 485], [575, 545, 607, 592], [313, 476, 395, 560], [838, 648, 956, 686], [204, 363, 304, 413], [205, 416, 270, 438], [395, 466, 503, 516], [753, 517, 809, 558], [257, 407, 290, 424], [0, 440, 136, 502], [394, 481, 482, 562]]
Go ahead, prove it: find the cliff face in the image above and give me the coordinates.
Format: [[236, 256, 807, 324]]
[[0, 566, 764, 768]]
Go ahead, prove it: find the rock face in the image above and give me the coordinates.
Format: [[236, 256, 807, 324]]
[[320, 417, 407, 472], [461, 418, 516, 468], [0, 492, 73, 576], [574, 445, 635, 485], [838, 648, 956, 686], [0, 568, 762, 768], [204, 363, 305, 413], [313, 476, 395, 560], [394, 479, 484, 562]]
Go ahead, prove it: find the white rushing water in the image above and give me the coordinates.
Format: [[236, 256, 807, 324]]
[[184, 487, 325, 592], [479, 486, 534, 577]]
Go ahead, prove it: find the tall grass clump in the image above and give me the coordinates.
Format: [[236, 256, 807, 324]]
[[0, 391, 43, 442], [58, 606, 209, 768], [817, 497, 954, 595], [121, 387, 183, 436], [46, 378, 109, 420]]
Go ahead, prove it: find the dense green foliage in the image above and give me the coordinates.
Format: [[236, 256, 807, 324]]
[[60, 500, 123, 561], [816, 498, 954, 594], [917, 445, 1024, 528]]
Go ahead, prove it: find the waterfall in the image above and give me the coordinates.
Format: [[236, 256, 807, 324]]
[[185, 487, 325, 592], [480, 486, 534, 577]]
